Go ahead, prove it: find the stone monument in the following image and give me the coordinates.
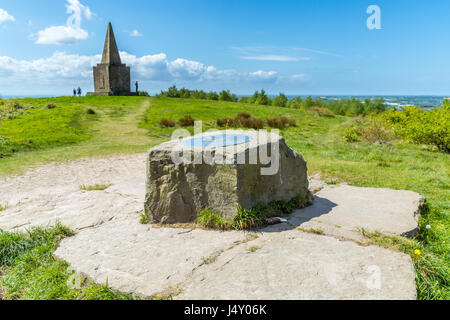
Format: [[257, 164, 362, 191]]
[[145, 130, 311, 224], [88, 23, 133, 96]]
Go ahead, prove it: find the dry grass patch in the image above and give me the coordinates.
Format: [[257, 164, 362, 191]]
[[79, 184, 112, 191]]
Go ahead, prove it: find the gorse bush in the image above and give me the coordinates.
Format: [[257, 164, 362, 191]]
[[159, 118, 176, 128], [0, 100, 35, 121], [309, 106, 334, 117], [379, 103, 450, 153], [178, 115, 195, 127], [342, 118, 394, 144], [267, 116, 297, 129]]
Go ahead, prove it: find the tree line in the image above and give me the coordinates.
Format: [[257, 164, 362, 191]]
[[156, 86, 387, 116]]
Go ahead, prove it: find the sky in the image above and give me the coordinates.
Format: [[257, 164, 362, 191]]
[[0, 0, 450, 96]]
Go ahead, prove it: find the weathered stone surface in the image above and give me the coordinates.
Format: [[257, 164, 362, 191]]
[[1, 153, 421, 300], [277, 185, 424, 241], [0, 154, 146, 232], [177, 230, 417, 300], [54, 219, 247, 298], [0, 182, 143, 232], [145, 130, 310, 223], [54, 220, 416, 300]]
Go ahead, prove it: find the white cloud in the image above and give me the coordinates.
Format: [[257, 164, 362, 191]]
[[0, 51, 284, 88], [130, 29, 143, 37], [242, 55, 310, 62], [294, 48, 342, 58], [0, 8, 15, 24], [35, 0, 92, 45]]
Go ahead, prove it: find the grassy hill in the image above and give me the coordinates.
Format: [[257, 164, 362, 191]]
[[0, 96, 448, 299]]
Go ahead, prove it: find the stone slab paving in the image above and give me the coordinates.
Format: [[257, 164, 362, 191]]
[[0, 187, 143, 232], [0, 154, 147, 208], [54, 220, 247, 298], [284, 185, 425, 241], [177, 230, 416, 300], [0, 154, 423, 300]]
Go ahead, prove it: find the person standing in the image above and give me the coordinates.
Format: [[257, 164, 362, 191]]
[[77, 87, 82, 97], [73, 88, 77, 96], [135, 81, 139, 94]]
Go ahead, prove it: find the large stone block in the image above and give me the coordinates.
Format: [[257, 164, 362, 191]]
[[145, 130, 309, 223]]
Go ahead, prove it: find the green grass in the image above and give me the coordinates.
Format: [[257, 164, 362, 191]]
[[139, 97, 344, 138], [197, 194, 309, 231], [79, 184, 112, 191], [248, 246, 260, 253], [297, 227, 325, 235], [0, 224, 132, 300], [201, 255, 218, 265], [0, 96, 448, 299], [360, 226, 449, 300], [0, 96, 156, 176]]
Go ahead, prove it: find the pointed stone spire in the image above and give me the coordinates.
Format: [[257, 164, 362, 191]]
[[101, 22, 122, 65]]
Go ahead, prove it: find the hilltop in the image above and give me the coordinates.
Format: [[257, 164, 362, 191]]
[[0, 96, 448, 300]]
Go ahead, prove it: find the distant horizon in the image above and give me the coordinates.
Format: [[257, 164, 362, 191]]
[[2, 93, 449, 98]]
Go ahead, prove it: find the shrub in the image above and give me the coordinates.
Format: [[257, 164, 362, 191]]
[[138, 91, 150, 97], [178, 115, 195, 127], [342, 119, 394, 144], [379, 104, 449, 153], [267, 117, 287, 129], [237, 112, 252, 120], [219, 90, 237, 102], [272, 93, 288, 108], [159, 118, 176, 128], [217, 113, 265, 129], [179, 88, 191, 99], [240, 117, 265, 129], [207, 92, 219, 101], [267, 116, 297, 129], [166, 85, 180, 98], [343, 126, 361, 142], [361, 119, 394, 143], [255, 90, 271, 106], [46, 104, 57, 109], [217, 117, 236, 128], [310, 106, 334, 117], [288, 118, 298, 127]]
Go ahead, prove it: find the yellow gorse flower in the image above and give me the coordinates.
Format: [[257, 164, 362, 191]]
[[414, 249, 422, 256]]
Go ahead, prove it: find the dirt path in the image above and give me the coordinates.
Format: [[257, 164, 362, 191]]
[[0, 98, 160, 177]]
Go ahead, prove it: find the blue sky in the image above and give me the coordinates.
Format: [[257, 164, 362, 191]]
[[0, 0, 450, 96]]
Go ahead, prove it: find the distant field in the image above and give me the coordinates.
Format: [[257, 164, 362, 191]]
[[0, 96, 448, 299]]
